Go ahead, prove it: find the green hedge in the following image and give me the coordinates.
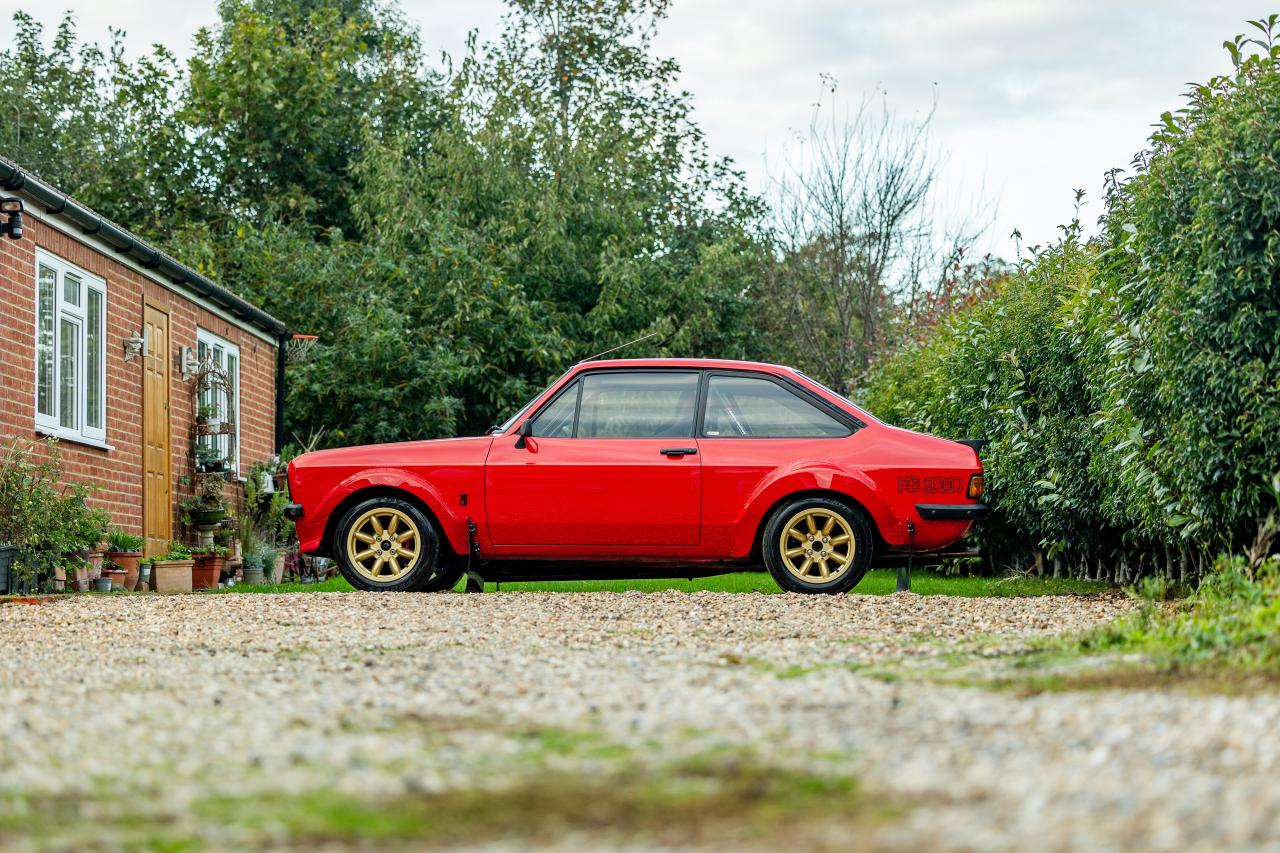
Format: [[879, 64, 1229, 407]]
[[861, 22, 1280, 581]]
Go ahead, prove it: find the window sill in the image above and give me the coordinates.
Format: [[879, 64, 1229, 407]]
[[34, 426, 115, 453]]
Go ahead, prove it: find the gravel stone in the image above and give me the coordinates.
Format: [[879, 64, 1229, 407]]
[[1, 590, 1275, 851]]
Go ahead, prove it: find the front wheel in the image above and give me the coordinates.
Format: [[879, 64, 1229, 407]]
[[333, 497, 447, 592], [762, 497, 872, 594]]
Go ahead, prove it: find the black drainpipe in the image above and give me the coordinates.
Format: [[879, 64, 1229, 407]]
[[275, 333, 290, 455]]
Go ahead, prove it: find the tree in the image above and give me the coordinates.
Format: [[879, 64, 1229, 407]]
[[0, 12, 193, 240], [184, 0, 442, 234], [760, 79, 987, 392]]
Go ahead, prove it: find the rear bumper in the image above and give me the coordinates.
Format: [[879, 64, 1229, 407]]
[[915, 503, 989, 521], [283, 503, 305, 520]]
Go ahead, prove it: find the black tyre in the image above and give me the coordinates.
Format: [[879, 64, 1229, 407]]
[[418, 565, 464, 592], [762, 497, 872, 594], [333, 497, 445, 592]]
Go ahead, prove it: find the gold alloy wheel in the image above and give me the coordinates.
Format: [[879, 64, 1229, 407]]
[[345, 507, 422, 583], [778, 507, 854, 582]]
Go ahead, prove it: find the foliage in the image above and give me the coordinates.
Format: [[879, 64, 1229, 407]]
[[105, 528, 145, 553], [862, 19, 1280, 579], [194, 544, 231, 559], [757, 81, 988, 391], [158, 541, 194, 561], [242, 540, 281, 574], [1081, 553, 1280, 671], [1, 0, 770, 444], [1085, 16, 1280, 550], [243, 460, 294, 544], [0, 437, 108, 554], [0, 13, 195, 241]]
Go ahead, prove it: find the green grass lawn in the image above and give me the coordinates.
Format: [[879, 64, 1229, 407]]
[[221, 569, 1110, 597]]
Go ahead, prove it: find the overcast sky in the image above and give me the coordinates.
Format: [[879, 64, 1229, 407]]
[[2, 1, 1266, 257]]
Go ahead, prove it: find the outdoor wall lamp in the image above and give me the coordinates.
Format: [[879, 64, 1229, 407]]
[[122, 329, 147, 362], [1, 197, 22, 240]]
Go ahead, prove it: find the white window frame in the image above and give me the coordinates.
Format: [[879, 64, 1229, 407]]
[[33, 249, 107, 445], [196, 328, 242, 476]]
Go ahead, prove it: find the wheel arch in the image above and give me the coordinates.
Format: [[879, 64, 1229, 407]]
[[746, 488, 889, 564], [319, 485, 461, 561]]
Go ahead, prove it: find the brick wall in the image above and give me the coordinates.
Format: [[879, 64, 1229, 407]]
[[0, 215, 278, 541]]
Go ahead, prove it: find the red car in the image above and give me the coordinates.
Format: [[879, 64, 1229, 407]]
[[285, 359, 987, 594]]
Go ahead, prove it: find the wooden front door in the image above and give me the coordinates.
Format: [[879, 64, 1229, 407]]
[[142, 303, 172, 557]]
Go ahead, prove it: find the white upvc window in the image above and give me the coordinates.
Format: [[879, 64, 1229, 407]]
[[196, 328, 241, 475], [34, 250, 107, 445]]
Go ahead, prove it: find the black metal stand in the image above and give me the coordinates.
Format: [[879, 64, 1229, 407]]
[[896, 522, 916, 593], [464, 519, 484, 593]]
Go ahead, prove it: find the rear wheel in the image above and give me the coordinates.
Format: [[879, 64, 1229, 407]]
[[333, 497, 448, 592], [762, 497, 872, 594]]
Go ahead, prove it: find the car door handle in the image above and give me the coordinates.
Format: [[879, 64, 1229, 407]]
[[660, 447, 697, 457]]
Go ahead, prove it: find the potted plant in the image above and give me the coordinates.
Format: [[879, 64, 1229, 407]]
[[192, 544, 229, 590], [194, 443, 222, 474], [104, 528, 145, 591], [151, 542, 195, 593], [137, 560, 152, 592], [241, 542, 278, 586], [181, 475, 229, 527], [196, 403, 220, 427]]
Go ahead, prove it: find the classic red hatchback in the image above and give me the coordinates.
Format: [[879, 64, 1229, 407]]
[[285, 359, 986, 594]]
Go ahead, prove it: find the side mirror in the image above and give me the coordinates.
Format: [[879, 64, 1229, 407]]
[[514, 419, 536, 451]]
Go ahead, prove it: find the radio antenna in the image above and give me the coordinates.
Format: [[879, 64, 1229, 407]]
[[577, 331, 659, 364]]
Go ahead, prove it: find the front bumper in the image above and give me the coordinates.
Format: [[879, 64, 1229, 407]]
[[916, 503, 989, 521]]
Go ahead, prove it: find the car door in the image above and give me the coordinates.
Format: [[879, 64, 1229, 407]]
[[696, 372, 857, 549], [485, 370, 703, 546]]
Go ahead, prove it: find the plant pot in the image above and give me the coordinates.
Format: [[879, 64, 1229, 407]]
[[105, 551, 142, 591], [190, 508, 227, 526], [151, 559, 194, 593], [272, 472, 289, 494], [138, 563, 152, 592], [102, 567, 127, 591], [242, 565, 265, 586], [192, 555, 226, 590], [270, 553, 287, 584], [93, 577, 113, 592], [0, 544, 15, 594]]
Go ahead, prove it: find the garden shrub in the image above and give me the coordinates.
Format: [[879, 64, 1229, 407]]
[[862, 20, 1280, 581], [0, 437, 110, 592]]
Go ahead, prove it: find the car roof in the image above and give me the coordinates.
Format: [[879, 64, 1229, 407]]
[[571, 357, 795, 374]]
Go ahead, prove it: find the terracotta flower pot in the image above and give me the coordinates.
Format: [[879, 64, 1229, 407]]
[[102, 567, 127, 591], [151, 559, 194, 593], [105, 552, 142, 591], [270, 553, 287, 584], [192, 555, 226, 590]]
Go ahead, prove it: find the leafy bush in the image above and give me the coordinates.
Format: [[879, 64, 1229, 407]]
[[0, 437, 108, 553], [862, 19, 1280, 580]]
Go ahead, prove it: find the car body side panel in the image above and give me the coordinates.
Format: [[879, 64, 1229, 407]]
[[290, 437, 490, 556]]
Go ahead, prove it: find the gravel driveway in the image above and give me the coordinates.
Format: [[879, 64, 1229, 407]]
[[1, 590, 1276, 851]]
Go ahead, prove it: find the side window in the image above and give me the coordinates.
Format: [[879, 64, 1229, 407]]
[[531, 382, 578, 437], [577, 372, 699, 438], [703, 375, 850, 438]]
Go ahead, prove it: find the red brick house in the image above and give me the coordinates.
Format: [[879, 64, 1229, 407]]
[[0, 155, 292, 556]]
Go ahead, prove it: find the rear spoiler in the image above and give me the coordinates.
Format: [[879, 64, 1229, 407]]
[[955, 439, 987, 454]]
